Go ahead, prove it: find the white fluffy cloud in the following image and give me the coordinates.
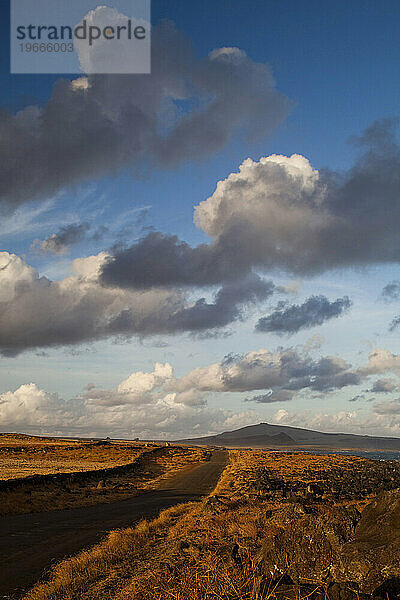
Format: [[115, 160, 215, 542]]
[[74, 6, 150, 74], [0, 374, 259, 440], [358, 348, 400, 376], [83, 362, 175, 407], [195, 153, 323, 241]]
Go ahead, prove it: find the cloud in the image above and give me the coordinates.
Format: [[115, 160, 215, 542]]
[[357, 348, 400, 377], [0, 377, 260, 440], [0, 383, 71, 430], [370, 378, 398, 393], [168, 273, 275, 332], [169, 347, 361, 403], [101, 119, 400, 290], [32, 222, 91, 255], [81, 362, 176, 407], [195, 119, 400, 275], [74, 6, 150, 74], [373, 399, 400, 415], [166, 344, 400, 407], [269, 406, 400, 437], [0, 252, 274, 355], [101, 231, 236, 288], [389, 316, 400, 332], [246, 389, 295, 403], [255, 295, 351, 335], [0, 251, 184, 355], [349, 394, 367, 402], [382, 280, 400, 301], [0, 21, 290, 209], [381, 283, 400, 332]]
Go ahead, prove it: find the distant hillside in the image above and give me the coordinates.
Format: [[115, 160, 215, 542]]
[[179, 422, 400, 450]]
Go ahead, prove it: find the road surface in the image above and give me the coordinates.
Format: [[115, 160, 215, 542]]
[[0, 449, 228, 599]]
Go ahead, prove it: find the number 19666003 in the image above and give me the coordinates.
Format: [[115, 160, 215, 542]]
[[20, 42, 74, 52]]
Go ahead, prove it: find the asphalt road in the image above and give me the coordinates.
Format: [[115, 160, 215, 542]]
[[0, 449, 228, 599]]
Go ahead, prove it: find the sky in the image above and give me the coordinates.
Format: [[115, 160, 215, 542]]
[[1, 0, 400, 440]]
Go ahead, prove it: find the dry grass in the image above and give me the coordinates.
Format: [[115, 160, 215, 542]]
[[0, 433, 147, 479], [0, 434, 209, 515]]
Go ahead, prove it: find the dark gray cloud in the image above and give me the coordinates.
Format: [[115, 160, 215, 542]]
[[34, 222, 91, 255], [382, 281, 400, 301], [0, 252, 275, 356], [101, 232, 239, 288], [246, 389, 295, 403], [255, 295, 352, 335], [370, 378, 398, 393], [349, 394, 366, 402], [0, 22, 290, 210], [168, 273, 275, 332]]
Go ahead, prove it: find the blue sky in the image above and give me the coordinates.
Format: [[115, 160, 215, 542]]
[[1, 0, 400, 439]]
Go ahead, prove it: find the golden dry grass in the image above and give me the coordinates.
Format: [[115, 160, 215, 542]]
[[0, 433, 147, 479], [0, 434, 209, 515]]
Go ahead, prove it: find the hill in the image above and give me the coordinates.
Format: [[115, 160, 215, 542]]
[[179, 422, 400, 450]]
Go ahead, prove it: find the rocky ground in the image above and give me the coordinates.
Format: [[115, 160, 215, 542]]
[[214, 451, 400, 599], [256, 454, 400, 501]]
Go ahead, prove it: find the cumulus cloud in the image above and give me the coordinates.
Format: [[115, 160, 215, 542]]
[[0, 384, 71, 430], [100, 231, 242, 288], [0, 22, 290, 209], [101, 119, 400, 290], [169, 347, 361, 404], [0, 252, 274, 355], [32, 222, 91, 255], [255, 295, 351, 335], [349, 394, 367, 403], [74, 6, 150, 74], [195, 119, 400, 274], [358, 348, 400, 377], [166, 345, 400, 408], [0, 375, 260, 440], [0, 251, 183, 355]]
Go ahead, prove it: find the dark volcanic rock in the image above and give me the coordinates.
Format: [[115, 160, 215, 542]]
[[256, 460, 400, 502], [261, 490, 400, 596], [333, 489, 400, 593], [262, 505, 360, 583]]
